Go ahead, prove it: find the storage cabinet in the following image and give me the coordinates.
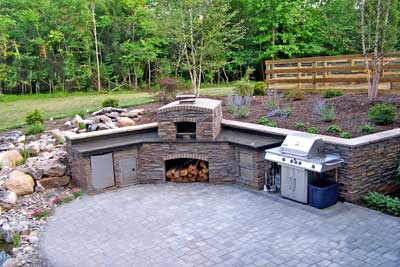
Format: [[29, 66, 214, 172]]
[[280, 165, 308, 203], [119, 157, 137, 186], [90, 153, 115, 190]]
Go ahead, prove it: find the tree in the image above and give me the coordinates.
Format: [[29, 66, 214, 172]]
[[360, 0, 398, 99], [158, 0, 245, 94]]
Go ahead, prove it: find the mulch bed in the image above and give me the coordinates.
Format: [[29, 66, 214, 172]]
[[10, 93, 400, 139]]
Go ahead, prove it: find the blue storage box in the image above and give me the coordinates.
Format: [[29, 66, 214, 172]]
[[308, 179, 338, 209]]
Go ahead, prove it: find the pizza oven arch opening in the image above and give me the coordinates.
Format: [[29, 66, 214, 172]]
[[176, 121, 196, 140], [165, 158, 209, 183]]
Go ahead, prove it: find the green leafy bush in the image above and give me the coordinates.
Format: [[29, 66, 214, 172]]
[[102, 98, 119, 108], [258, 117, 270, 125], [266, 121, 278, 127], [279, 106, 293, 117], [363, 192, 400, 216], [368, 103, 397, 125], [294, 122, 305, 129], [234, 81, 253, 96], [284, 90, 305, 101], [360, 124, 376, 134], [253, 82, 266, 96], [265, 96, 279, 110], [227, 104, 235, 114], [79, 122, 86, 130], [307, 127, 320, 134], [326, 125, 341, 133], [25, 123, 46, 135], [25, 109, 44, 125], [320, 105, 336, 122], [322, 89, 344, 99], [234, 105, 250, 118], [339, 131, 352, 139]]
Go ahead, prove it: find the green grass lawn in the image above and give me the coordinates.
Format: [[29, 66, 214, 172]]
[[0, 86, 233, 131]]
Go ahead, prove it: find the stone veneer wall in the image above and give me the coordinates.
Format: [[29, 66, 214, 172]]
[[325, 138, 400, 202], [157, 102, 222, 141], [137, 142, 237, 184]]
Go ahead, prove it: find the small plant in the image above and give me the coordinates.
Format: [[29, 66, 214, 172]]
[[227, 93, 252, 118], [102, 98, 119, 108], [360, 124, 376, 134], [265, 95, 280, 111], [253, 82, 266, 96], [72, 188, 83, 198], [77, 110, 87, 119], [25, 109, 44, 125], [78, 122, 86, 130], [25, 122, 46, 135], [294, 122, 305, 129], [363, 192, 400, 216], [235, 105, 250, 118], [284, 90, 305, 101], [320, 105, 336, 122], [234, 80, 253, 96], [156, 77, 188, 102], [368, 103, 397, 125], [326, 125, 341, 133], [51, 195, 74, 206], [13, 232, 20, 248], [258, 117, 270, 125], [322, 89, 344, 99], [339, 131, 352, 139], [16, 148, 30, 166], [279, 106, 293, 117], [31, 208, 52, 220], [307, 127, 320, 134], [266, 121, 278, 127]]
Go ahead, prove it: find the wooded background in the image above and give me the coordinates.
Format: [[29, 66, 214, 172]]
[[0, 0, 398, 94]]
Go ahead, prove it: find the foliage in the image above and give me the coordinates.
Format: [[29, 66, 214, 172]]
[[72, 188, 83, 198], [339, 131, 352, 139], [363, 192, 400, 216], [25, 123, 46, 135], [156, 77, 188, 102], [396, 165, 400, 185], [25, 109, 44, 125], [51, 195, 74, 205], [279, 106, 293, 118], [78, 122, 86, 130], [258, 117, 277, 127], [234, 81, 253, 96], [307, 127, 320, 134], [326, 125, 341, 133], [265, 95, 280, 111], [322, 89, 344, 99], [227, 93, 252, 118], [13, 232, 20, 248], [16, 148, 30, 166], [360, 124, 376, 134], [294, 122, 305, 129], [31, 208, 52, 220], [253, 82, 266, 96], [102, 98, 119, 108], [313, 98, 336, 122], [283, 90, 305, 101], [368, 103, 397, 125]]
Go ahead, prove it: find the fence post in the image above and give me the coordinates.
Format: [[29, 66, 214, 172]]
[[312, 61, 317, 89], [265, 63, 270, 90], [297, 62, 302, 89]]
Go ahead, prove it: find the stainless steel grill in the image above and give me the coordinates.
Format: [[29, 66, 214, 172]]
[[265, 134, 343, 203], [265, 134, 343, 173]]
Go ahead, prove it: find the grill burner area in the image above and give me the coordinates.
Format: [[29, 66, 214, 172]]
[[165, 158, 209, 183]]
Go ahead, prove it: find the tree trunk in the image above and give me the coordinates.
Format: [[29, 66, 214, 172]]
[[90, 3, 101, 92]]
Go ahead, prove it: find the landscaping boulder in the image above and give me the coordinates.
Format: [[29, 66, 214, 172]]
[[0, 191, 18, 210], [50, 129, 65, 145], [0, 131, 23, 144], [38, 176, 71, 189], [16, 164, 43, 180], [0, 143, 15, 152], [117, 117, 135, 127], [71, 115, 83, 128], [27, 143, 40, 156], [2, 258, 19, 267], [92, 107, 127, 116], [0, 150, 23, 168], [34, 159, 66, 177], [5, 171, 35, 196]]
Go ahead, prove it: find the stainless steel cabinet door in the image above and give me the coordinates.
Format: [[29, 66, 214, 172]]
[[120, 158, 137, 185], [292, 168, 308, 203], [90, 153, 115, 190], [280, 166, 293, 200]]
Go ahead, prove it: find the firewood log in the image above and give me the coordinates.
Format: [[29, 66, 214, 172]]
[[199, 161, 207, 168]]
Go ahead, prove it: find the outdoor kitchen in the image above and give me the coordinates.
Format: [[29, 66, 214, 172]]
[[66, 95, 400, 207]]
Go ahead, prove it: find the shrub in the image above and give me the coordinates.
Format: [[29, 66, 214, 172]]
[[258, 117, 270, 125], [156, 77, 188, 102], [16, 148, 29, 166], [266, 121, 278, 127], [363, 192, 400, 216], [25, 123, 46, 135], [78, 122, 86, 130], [253, 82, 266, 96], [326, 125, 341, 133], [368, 103, 397, 125], [234, 81, 253, 96], [284, 90, 305, 101], [77, 110, 87, 119], [322, 89, 344, 99], [279, 106, 293, 117], [320, 105, 336, 122], [25, 109, 44, 125], [339, 131, 352, 139], [360, 124, 376, 134], [265, 95, 280, 111], [307, 127, 320, 134], [227, 93, 252, 118], [234, 105, 250, 118], [102, 98, 119, 108], [294, 122, 305, 129]]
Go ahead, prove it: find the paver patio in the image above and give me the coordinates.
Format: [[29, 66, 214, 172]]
[[41, 184, 400, 267]]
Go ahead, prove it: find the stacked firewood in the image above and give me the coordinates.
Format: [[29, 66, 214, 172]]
[[166, 160, 209, 183]]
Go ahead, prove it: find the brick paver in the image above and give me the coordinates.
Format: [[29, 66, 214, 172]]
[[40, 184, 400, 267]]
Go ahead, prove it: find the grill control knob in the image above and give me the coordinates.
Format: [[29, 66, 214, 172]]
[[311, 164, 315, 169], [298, 161, 302, 165], [282, 157, 286, 161], [290, 159, 293, 163]]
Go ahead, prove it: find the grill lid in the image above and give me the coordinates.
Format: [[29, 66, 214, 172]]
[[280, 134, 324, 158]]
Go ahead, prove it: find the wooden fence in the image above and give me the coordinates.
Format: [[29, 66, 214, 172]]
[[265, 53, 400, 91]]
